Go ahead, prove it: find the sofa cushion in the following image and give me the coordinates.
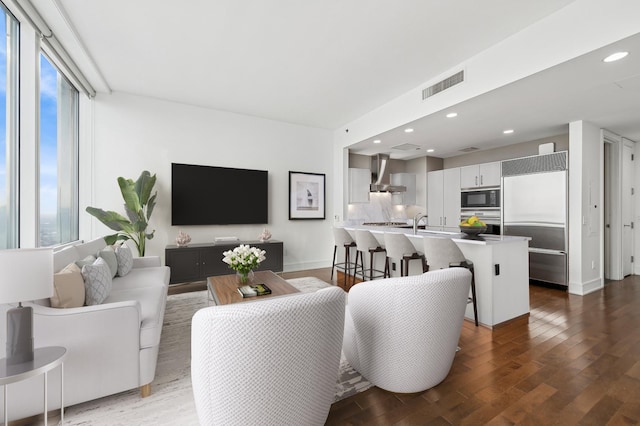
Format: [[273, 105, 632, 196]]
[[76, 255, 96, 269], [51, 263, 85, 308], [112, 265, 170, 291], [76, 237, 108, 259], [54, 245, 80, 273], [115, 244, 133, 277], [98, 246, 118, 278], [82, 257, 113, 305], [105, 284, 167, 348]]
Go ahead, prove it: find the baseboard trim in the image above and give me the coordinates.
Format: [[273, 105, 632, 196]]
[[568, 277, 603, 295]]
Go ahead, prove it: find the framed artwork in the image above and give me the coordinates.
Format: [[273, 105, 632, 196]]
[[288, 171, 326, 220]]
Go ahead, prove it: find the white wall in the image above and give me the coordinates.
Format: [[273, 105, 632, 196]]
[[86, 92, 334, 271], [569, 120, 603, 295]]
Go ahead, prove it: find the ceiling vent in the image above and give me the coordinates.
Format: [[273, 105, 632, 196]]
[[392, 143, 421, 151], [459, 146, 479, 153], [422, 70, 464, 100]]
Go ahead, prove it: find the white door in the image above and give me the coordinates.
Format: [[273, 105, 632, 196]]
[[460, 165, 479, 188], [622, 142, 635, 276], [479, 162, 501, 187]]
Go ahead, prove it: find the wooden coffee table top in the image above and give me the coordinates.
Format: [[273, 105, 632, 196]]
[[207, 270, 300, 306]]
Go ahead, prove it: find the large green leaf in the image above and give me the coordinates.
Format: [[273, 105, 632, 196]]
[[146, 193, 157, 221], [86, 207, 134, 233], [118, 177, 142, 214], [135, 171, 156, 206]]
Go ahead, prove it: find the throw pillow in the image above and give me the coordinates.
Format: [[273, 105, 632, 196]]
[[81, 257, 113, 305], [75, 255, 96, 269], [98, 246, 118, 278], [115, 243, 133, 276], [51, 263, 85, 308]]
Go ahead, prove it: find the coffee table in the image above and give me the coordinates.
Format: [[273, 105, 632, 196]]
[[207, 270, 300, 306]]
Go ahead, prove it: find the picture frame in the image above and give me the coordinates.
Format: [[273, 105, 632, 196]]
[[288, 171, 326, 220]]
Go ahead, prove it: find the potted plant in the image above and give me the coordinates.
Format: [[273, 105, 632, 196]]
[[86, 171, 157, 257]]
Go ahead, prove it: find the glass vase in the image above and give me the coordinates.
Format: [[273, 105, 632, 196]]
[[236, 270, 255, 284]]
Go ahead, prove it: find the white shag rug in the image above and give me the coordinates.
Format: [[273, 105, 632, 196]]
[[62, 277, 371, 425]]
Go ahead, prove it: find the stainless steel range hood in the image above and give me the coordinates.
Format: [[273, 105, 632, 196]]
[[370, 154, 406, 192]]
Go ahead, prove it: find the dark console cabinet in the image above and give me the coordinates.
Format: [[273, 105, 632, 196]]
[[165, 240, 283, 284]]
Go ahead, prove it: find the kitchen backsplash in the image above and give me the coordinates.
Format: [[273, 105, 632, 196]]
[[346, 193, 413, 224]]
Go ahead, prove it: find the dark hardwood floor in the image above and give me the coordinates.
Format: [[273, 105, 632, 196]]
[[170, 269, 640, 425]]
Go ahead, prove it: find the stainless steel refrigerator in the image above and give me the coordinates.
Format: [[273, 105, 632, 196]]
[[502, 152, 568, 286]]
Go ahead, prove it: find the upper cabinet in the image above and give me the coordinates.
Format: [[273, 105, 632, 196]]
[[348, 168, 370, 204], [460, 161, 501, 189], [391, 173, 416, 206]]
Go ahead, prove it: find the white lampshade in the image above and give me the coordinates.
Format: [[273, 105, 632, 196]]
[[0, 248, 54, 304]]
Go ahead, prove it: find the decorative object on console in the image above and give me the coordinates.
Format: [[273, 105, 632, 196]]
[[86, 170, 157, 256], [258, 228, 272, 242], [289, 171, 326, 220], [0, 248, 54, 365], [222, 244, 267, 284], [175, 230, 191, 247]]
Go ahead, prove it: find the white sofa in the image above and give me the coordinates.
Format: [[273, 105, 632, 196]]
[[0, 237, 170, 422]]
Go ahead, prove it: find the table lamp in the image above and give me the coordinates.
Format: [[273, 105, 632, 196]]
[[0, 248, 53, 365]]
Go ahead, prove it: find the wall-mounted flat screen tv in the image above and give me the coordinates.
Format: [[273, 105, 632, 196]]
[[171, 163, 268, 225]]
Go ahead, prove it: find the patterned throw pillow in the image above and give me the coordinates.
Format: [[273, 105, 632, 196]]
[[98, 246, 118, 278], [115, 244, 133, 276], [81, 257, 113, 305], [51, 263, 85, 308]]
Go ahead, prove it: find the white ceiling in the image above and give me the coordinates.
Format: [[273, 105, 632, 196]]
[[36, 0, 640, 157]]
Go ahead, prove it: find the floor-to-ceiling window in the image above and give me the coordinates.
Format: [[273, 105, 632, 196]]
[[39, 53, 79, 247], [0, 6, 18, 249]]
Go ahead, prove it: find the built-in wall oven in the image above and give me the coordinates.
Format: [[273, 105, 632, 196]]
[[461, 188, 500, 209]]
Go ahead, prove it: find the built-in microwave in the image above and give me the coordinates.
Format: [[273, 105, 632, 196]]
[[461, 188, 500, 209]]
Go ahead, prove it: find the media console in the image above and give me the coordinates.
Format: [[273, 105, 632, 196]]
[[165, 240, 284, 285]]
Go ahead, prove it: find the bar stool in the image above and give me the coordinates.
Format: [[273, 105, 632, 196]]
[[423, 236, 478, 326], [353, 230, 389, 285], [331, 227, 357, 288], [384, 232, 428, 277]]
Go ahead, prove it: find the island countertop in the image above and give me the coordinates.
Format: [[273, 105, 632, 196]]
[[341, 224, 531, 245], [339, 224, 531, 328]]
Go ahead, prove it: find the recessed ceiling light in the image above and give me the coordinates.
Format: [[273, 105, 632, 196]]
[[446, 112, 458, 118], [373, 139, 381, 144], [603, 51, 629, 63], [404, 128, 414, 133], [503, 129, 514, 134], [427, 149, 435, 153]]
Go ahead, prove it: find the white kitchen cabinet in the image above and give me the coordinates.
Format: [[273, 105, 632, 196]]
[[391, 173, 416, 205], [427, 168, 460, 229], [460, 161, 501, 188], [348, 168, 370, 204]]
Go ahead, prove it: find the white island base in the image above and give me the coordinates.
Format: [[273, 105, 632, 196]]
[[343, 226, 530, 328]]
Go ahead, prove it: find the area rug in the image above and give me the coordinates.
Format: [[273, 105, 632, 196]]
[[63, 278, 371, 425]]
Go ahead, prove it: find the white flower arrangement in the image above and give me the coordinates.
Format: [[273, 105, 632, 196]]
[[222, 244, 267, 276]]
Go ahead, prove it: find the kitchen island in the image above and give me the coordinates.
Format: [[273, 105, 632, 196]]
[[342, 225, 531, 328]]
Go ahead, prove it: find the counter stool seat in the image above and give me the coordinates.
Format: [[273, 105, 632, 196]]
[[353, 230, 390, 285], [384, 232, 428, 277], [423, 236, 478, 326], [331, 227, 358, 288]]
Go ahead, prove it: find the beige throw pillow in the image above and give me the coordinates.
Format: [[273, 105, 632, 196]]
[[51, 263, 85, 308]]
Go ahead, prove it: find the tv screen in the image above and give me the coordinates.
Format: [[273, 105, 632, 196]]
[[171, 163, 268, 225]]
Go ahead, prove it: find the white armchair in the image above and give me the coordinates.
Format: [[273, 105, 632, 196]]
[[342, 268, 471, 393], [191, 286, 346, 426]]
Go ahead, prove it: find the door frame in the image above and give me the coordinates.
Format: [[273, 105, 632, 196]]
[[602, 130, 623, 280]]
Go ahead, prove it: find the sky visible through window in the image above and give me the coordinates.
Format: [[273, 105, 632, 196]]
[[0, 14, 8, 221], [40, 55, 58, 216]]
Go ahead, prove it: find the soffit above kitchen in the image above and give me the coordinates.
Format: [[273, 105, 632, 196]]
[[348, 31, 640, 160], [33, 0, 575, 129]]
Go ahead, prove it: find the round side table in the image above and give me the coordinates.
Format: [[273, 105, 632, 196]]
[[0, 346, 66, 426]]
